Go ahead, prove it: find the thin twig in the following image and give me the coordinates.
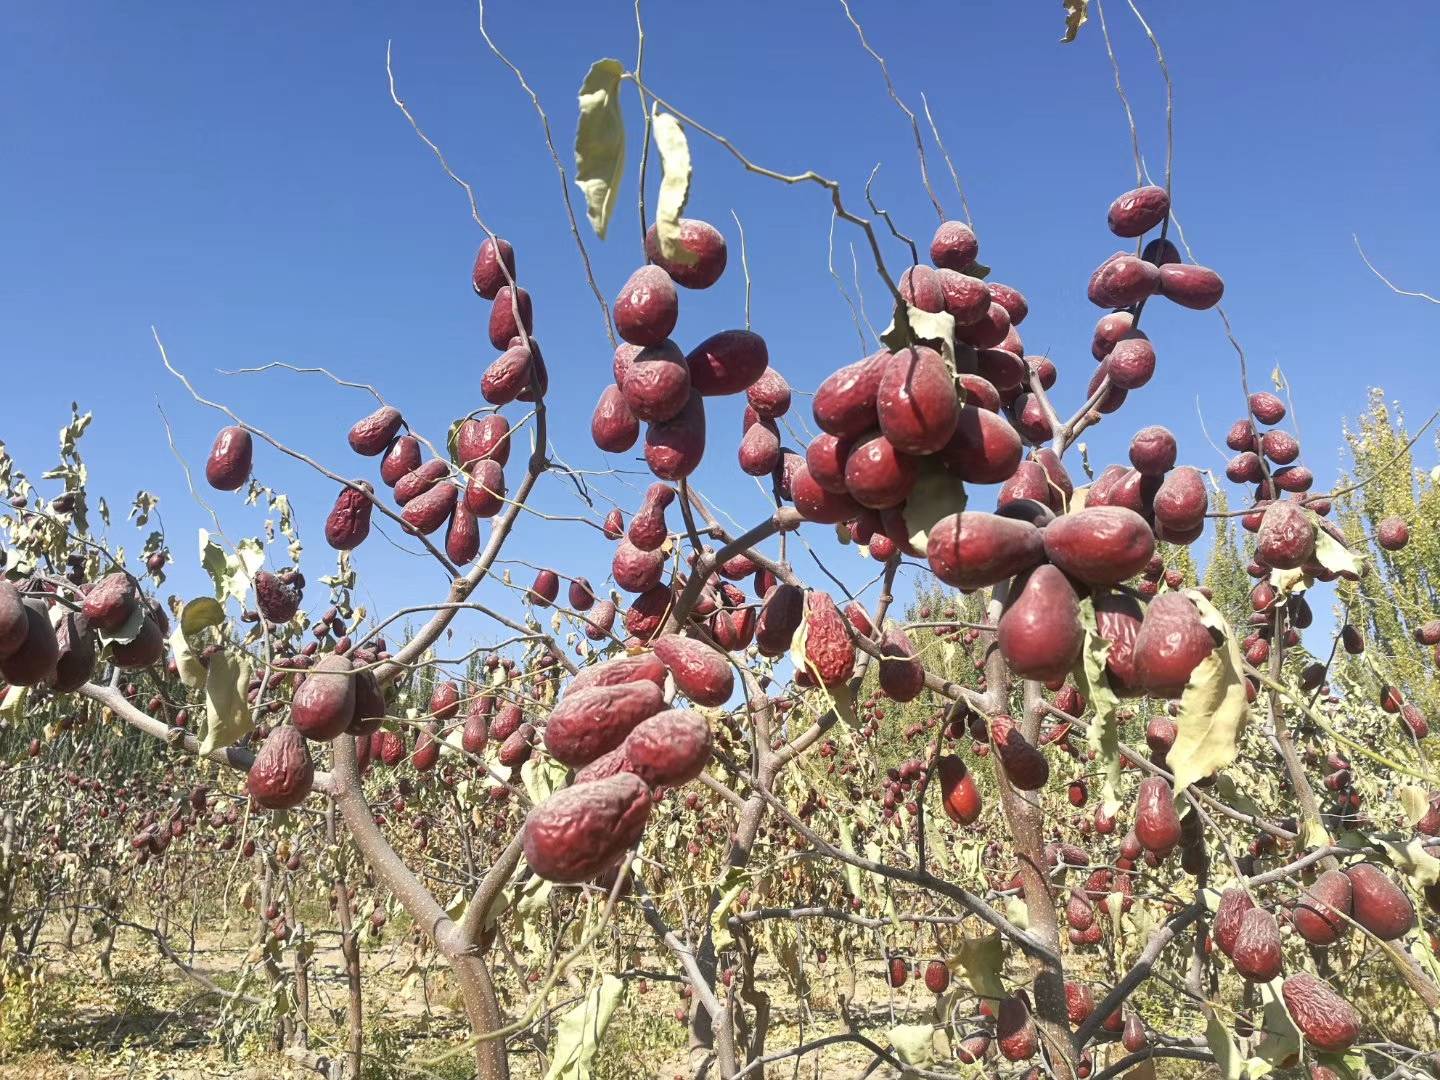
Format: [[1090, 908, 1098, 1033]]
[[1354, 234, 1440, 304], [835, 0, 944, 221]]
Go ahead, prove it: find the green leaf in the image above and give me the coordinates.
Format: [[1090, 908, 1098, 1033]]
[[573, 59, 626, 241], [1061, 0, 1089, 42], [1073, 597, 1122, 816], [710, 866, 750, 955], [1252, 978, 1301, 1068], [886, 1023, 936, 1067], [1398, 785, 1430, 828], [1377, 834, 1440, 890], [198, 530, 264, 605], [1170, 591, 1250, 800], [1313, 523, 1360, 577], [899, 458, 966, 555], [170, 597, 226, 690], [951, 931, 1005, 1002], [0, 684, 29, 719], [881, 299, 957, 373], [652, 110, 695, 266], [95, 600, 147, 647], [1205, 1010, 1246, 1080], [543, 975, 626, 1080], [181, 596, 225, 637], [199, 651, 253, 756], [521, 755, 570, 804]]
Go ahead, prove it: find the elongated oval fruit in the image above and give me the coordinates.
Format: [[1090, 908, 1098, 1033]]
[[1257, 502, 1316, 570], [1230, 907, 1283, 982], [292, 653, 356, 741], [349, 667, 386, 735], [687, 330, 768, 396], [628, 483, 674, 551], [110, 615, 164, 671], [445, 500, 480, 564], [401, 480, 458, 536], [1281, 972, 1361, 1052], [483, 342, 538, 405], [471, 235, 516, 299], [375, 729, 407, 767], [645, 218, 727, 289], [652, 634, 733, 707], [461, 703, 489, 754], [412, 721, 441, 771], [790, 463, 861, 525], [615, 265, 678, 347], [1088, 252, 1161, 307], [996, 996, 1038, 1061], [464, 459, 506, 518], [255, 570, 300, 623], [813, 351, 889, 438], [756, 584, 804, 657], [612, 540, 665, 594], [429, 680, 461, 721], [348, 407, 403, 456], [997, 565, 1082, 682], [1134, 776, 1181, 854], [522, 773, 652, 883], [543, 680, 666, 766], [801, 591, 855, 688], [644, 390, 706, 480], [991, 716, 1050, 790], [927, 512, 1045, 591], [1043, 507, 1156, 586], [1343, 862, 1414, 940], [206, 426, 253, 491], [623, 340, 691, 422], [568, 653, 667, 695], [1093, 589, 1145, 696], [529, 569, 560, 607], [877, 346, 959, 455], [52, 611, 96, 693], [394, 460, 449, 505], [1213, 887, 1255, 957], [1293, 868, 1353, 946], [582, 708, 713, 789], [1133, 592, 1216, 698], [738, 419, 781, 476], [1157, 264, 1224, 310], [844, 433, 917, 510], [248, 726, 315, 810], [592, 384, 640, 453], [0, 580, 28, 659], [488, 285, 533, 350], [325, 482, 375, 550], [937, 268, 990, 326], [457, 414, 511, 468], [1107, 184, 1170, 237], [0, 600, 59, 686], [939, 405, 1023, 485], [83, 573, 140, 633], [746, 367, 791, 419], [878, 628, 924, 702], [937, 755, 981, 823], [930, 219, 979, 271]]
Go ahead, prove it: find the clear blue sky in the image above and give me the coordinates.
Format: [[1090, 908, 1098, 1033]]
[[3, 2, 1437, 649]]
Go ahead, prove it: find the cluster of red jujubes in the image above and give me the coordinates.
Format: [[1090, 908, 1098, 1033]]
[[590, 219, 781, 482]]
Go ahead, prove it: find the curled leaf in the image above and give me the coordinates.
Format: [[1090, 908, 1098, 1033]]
[[652, 110, 696, 266], [1170, 591, 1249, 800], [574, 59, 626, 240]]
